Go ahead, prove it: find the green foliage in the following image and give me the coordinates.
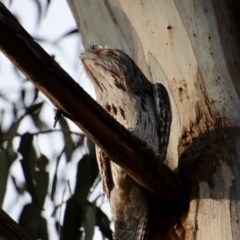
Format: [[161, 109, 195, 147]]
[[0, 0, 113, 239], [0, 149, 16, 206], [0, 79, 113, 240], [58, 116, 75, 162], [62, 198, 83, 240], [19, 203, 48, 240]]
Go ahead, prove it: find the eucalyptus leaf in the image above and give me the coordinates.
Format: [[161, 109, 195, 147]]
[[61, 198, 82, 240]]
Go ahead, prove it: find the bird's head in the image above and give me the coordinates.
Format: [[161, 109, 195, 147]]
[[81, 45, 152, 94]]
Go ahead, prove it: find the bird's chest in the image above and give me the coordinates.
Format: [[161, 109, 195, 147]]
[[96, 87, 159, 154], [95, 85, 159, 200]]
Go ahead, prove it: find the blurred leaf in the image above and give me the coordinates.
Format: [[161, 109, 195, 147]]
[[43, 0, 52, 17], [11, 176, 26, 195], [87, 138, 99, 186], [25, 102, 43, 116], [20, 85, 38, 106], [58, 117, 74, 162], [0, 120, 20, 206], [74, 155, 92, 206], [33, 36, 54, 43], [35, 154, 49, 208], [19, 157, 37, 204], [13, 102, 17, 119], [28, 102, 48, 130], [64, 135, 74, 162], [7, 0, 13, 6], [61, 198, 82, 240], [32, 88, 39, 105], [61, 28, 79, 38], [94, 202, 113, 240], [0, 108, 3, 126], [20, 89, 26, 106], [6, 148, 18, 167], [0, 149, 10, 206], [19, 203, 48, 240], [84, 204, 96, 240], [18, 133, 36, 172], [33, 0, 42, 24], [46, 0, 51, 9], [51, 148, 64, 200], [54, 29, 79, 43], [0, 142, 18, 207], [6, 120, 20, 146], [71, 141, 101, 239], [18, 133, 39, 205]]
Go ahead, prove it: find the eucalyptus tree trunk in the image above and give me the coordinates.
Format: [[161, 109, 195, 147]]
[[68, 0, 240, 239]]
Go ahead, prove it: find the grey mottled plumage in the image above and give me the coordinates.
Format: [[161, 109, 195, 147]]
[[81, 46, 172, 240]]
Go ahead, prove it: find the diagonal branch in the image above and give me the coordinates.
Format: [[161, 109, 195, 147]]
[[0, 209, 32, 240], [0, 3, 186, 208]]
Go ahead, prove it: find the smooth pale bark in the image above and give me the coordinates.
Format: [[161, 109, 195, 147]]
[[68, 0, 240, 239]]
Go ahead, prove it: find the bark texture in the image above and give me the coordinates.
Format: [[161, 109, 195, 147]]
[[68, 0, 240, 239]]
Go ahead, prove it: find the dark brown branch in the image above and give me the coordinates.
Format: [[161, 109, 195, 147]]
[[0, 3, 186, 208], [0, 209, 32, 240]]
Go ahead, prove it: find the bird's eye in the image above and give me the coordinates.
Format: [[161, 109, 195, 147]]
[[90, 45, 97, 50]]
